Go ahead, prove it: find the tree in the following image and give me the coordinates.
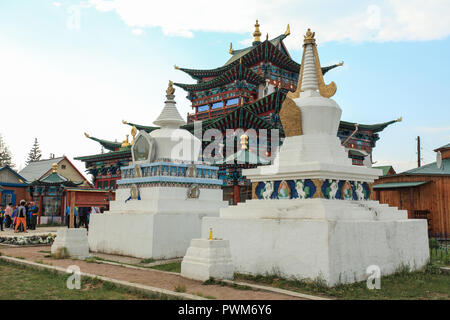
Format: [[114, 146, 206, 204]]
[[26, 138, 42, 165], [0, 134, 15, 168]]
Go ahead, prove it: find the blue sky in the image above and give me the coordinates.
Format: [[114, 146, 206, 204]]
[[1, 0, 449, 174]]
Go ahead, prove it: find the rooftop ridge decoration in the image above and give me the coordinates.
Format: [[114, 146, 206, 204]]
[[253, 20, 261, 44]]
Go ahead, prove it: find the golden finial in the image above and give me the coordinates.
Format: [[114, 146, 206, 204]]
[[277, 82, 281, 89], [266, 33, 269, 41], [131, 126, 137, 144], [240, 96, 244, 105], [338, 61, 344, 66], [209, 228, 213, 240], [304, 28, 315, 44], [174, 64, 179, 70], [84, 132, 90, 138], [229, 43, 233, 54], [121, 135, 130, 148], [166, 80, 175, 95], [239, 57, 242, 64], [240, 134, 249, 150], [396, 117, 403, 122], [284, 24, 290, 36], [122, 120, 128, 124], [253, 20, 261, 43], [52, 163, 58, 173]]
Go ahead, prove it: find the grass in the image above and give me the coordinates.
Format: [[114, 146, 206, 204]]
[[140, 258, 155, 264], [234, 263, 450, 300], [51, 247, 69, 259], [174, 284, 186, 293], [0, 259, 173, 300], [150, 262, 182, 273]]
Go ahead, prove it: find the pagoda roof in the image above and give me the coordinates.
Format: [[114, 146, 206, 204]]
[[174, 62, 265, 92], [84, 134, 123, 152], [176, 35, 341, 85], [339, 119, 401, 133], [74, 149, 132, 162]]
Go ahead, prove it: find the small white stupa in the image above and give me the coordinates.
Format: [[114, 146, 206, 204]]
[[201, 29, 429, 286], [88, 82, 228, 259]]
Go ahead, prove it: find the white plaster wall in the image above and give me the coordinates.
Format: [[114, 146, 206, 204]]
[[202, 217, 429, 286]]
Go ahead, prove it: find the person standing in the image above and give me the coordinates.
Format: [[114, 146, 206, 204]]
[[65, 205, 78, 228], [15, 200, 27, 233], [4, 203, 12, 229], [25, 202, 30, 230], [28, 202, 39, 230], [0, 206, 4, 231], [78, 207, 89, 230]]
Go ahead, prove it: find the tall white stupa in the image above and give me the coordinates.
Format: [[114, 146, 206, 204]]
[[88, 82, 228, 259], [201, 30, 429, 286]]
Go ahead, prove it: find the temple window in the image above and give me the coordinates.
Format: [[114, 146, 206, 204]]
[[198, 104, 209, 112], [212, 101, 224, 109], [226, 98, 239, 106]]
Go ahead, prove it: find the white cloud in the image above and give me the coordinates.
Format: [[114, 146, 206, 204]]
[[131, 28, 143, 36], [86, 0, 450, 47], [52, 2, 61, 7]]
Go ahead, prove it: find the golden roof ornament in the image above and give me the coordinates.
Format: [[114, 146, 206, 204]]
[[284, 24, 290, 36], [84, 132, 90, 138], [131, 126, 137, 145], [174, 65, 179, 70], [166, 80, 175, 95], [266, 33, 269, 41], [303, 28, 315, 45], [396, 117, 403, 122], [121, 134, 130, 148], [122, 120, 128, 124], [253, 20, 261, 43], [52, 163, 58, 173], [229, 43, 233, 54]]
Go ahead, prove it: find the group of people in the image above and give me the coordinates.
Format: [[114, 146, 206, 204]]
[[0, 202, 102, 233], [0, 200, 39, 233], [65, 206, 101, 231]]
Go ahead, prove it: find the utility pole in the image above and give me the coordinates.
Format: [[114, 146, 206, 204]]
[[417, 136, 421, 168]]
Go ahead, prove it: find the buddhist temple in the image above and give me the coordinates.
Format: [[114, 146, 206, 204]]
[[75, 21, 401, 205]]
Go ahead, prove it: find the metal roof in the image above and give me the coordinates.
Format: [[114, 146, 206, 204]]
[[373, 181, 430, 189], [401, 158, 450, 176], [19, 157, 64, 182]]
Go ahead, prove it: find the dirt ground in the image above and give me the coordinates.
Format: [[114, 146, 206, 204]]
[[0, 245, 305, 300]]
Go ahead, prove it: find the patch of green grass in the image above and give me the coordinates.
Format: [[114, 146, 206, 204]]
[[15, 256, 25, 260], [140, 258, 155, 264], [150, 262, 181, 273], [84, 257, 98, 264], [0, 260, 172, 300], [234, 263, 450, 300], [430, 248, 450, 266], [174, 284, 186, 293], [38, 250, 51, 254]]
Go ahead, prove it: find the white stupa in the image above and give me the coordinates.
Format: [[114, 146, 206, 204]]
[[201, 30, 429, 286], [88, 82, 228, 259]]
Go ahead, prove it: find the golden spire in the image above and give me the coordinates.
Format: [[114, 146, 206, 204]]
[[84, 132, 90, 138], [131, 126, 137, 144], [240, 134, 249, 150], [284, 24, 290, 36], [303, 28, 315, 45], [396, 117, 403, 122], [52, 163, 58, 173], [253, 20, 261, 43], [266, 33, 269, 41], [166, 80, 175, 95], [229, 42, 233, 54]]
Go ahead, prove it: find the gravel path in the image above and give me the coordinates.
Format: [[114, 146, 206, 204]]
[[0, 246, 305, 300]]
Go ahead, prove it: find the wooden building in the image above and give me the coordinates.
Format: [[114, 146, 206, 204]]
[[0, 166, 31, 206], [374, 143, 450, 234]]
